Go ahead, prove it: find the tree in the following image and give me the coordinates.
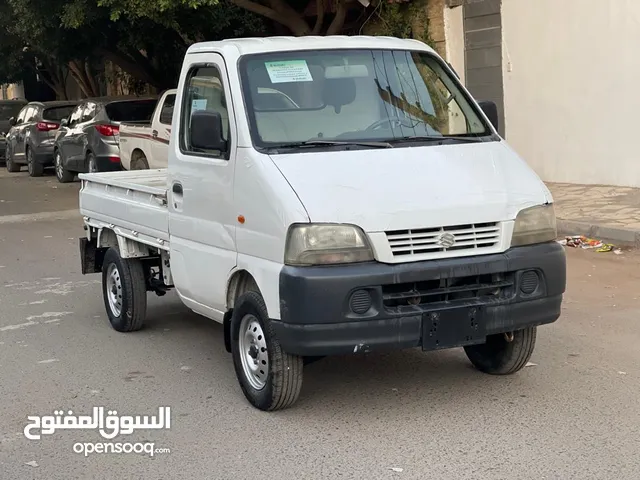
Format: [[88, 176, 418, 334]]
[[99, 0, 367, 38]]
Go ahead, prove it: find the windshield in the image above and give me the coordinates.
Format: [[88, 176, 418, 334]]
[[240, 49, 490, 149], [105, 99, 157, 122]]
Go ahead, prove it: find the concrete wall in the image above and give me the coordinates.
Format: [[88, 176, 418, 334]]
[[501, 0, 640, 187]]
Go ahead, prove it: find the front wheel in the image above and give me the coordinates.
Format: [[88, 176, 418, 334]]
[[101, 247, 147, 332], [231, 291, 303, 411], [5, 146, 20, 172], [464, 327, 537, 375], [87, 152, 98, 173], [55, 150, 74, 183]]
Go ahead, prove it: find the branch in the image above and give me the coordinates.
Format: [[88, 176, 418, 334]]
[[68, 60, 92, 98], [326, 0, 348, 35], [231, 0, 281, 22], [312, 0, 325, 35], [84, 60, 100, 97]]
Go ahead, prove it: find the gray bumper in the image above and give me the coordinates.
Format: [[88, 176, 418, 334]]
[[273, 242, 566, 356]]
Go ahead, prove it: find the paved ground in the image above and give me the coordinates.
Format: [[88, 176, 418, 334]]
[[1, 170, 640, 479], [548, 182, 640, 245]]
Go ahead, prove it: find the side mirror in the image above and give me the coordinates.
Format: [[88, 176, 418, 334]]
[[190, 110, 227, 152], [8, 117, 16, 127], [60, 118, 68, 127], [478, 100, 499, 132]]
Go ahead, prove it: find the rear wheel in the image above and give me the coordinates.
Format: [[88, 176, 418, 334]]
[[5, 146, 20, 172], [130, 154, 149, 170], [87, 152, 98, 173], [27, 147, 44, 177], [101, 247, 147, 332], [464, 327, 537, 375], [231, 291, 303, 411], [55, 150, 74, 183]]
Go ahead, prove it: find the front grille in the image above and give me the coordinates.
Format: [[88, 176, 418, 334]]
[[386, 222, 501, 258], [382, 273, 514, 311]]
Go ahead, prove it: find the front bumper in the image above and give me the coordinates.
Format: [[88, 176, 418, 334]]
[[273, 241, 566, 356]]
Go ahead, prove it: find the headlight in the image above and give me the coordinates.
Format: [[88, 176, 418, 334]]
[[511, 204, 557, 247], [285, 223, 374, 266]]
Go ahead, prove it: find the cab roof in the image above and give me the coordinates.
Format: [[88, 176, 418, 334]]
[[186, 35, 435, 57]]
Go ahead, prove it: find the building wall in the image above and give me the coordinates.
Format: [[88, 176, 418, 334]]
[[501, 0, 640, 187]]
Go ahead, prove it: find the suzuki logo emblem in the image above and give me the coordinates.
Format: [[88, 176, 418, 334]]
[[436, 232, 456, 248]]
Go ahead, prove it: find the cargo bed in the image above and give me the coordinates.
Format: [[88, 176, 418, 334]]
[[79, 169, 169, 251]]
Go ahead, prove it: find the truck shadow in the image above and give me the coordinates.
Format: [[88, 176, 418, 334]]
[[145, 296, 546, 414]]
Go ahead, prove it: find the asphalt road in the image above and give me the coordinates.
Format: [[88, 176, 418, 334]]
[[1, 168, 639, 480]]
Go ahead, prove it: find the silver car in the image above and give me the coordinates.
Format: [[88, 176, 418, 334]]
[[1, 99, 29, 163], [4, 101, 78, 176], [53, 96, 157, 182]]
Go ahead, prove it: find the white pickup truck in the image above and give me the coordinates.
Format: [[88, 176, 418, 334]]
[[118, 89, 177, 170], [78, 36, 566, 411]]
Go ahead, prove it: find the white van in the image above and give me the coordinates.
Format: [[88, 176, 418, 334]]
[[77, 36, 566, 411]]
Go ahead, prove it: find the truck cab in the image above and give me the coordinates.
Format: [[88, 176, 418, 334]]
[[78, 36, 566, 412]]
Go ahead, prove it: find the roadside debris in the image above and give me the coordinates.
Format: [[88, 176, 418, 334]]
[[25, 461, 39, 467], [525, 362, 537, 367], [390, 467, 404, 473], [558, 236, 622, 254]]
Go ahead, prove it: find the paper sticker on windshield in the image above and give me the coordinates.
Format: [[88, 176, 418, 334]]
[[191, 99, 207, 111], [265, 60, 313, 83]]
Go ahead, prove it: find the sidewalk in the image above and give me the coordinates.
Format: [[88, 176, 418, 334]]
[[547, 182, 640, 246]]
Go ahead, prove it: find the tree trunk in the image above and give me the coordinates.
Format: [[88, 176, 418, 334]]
[[97, 48, 165, 91], [326, 0, 348, 35], [68, 60, 99, 98]]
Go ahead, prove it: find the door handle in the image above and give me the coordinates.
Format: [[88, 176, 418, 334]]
[[172, 182, 183, 195], [152, 130, 158, 138]]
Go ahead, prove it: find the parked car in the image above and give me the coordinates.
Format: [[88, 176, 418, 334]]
[[53, 96, 158, 182], [119, 89, 177, 170], [4, 101, 79, 176], [0, 99, 29, 164]]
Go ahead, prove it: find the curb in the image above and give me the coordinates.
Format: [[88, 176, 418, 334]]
[[557, 219, 640, 248]]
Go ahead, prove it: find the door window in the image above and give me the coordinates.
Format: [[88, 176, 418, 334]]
[[82, 102, 97, 123], [159, 94, 176, 125], [16, 106, 28, 124], [24, 106, 38, 123], [68, 105, 85, 127], [181, 66, 230, 158]]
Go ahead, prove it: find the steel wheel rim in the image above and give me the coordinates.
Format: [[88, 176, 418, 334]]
[[55, 152, 63, 179], [106, 263, 123, 317], [239, 314, 269, 390]]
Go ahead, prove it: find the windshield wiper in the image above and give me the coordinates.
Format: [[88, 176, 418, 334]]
[[271, 139, 393, 150], [389, 135, 484, 143]]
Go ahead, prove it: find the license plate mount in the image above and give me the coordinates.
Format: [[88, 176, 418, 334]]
[[422, 306, 486, 351]]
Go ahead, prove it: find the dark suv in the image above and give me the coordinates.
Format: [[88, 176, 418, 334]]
[[54, 96, 157, 181], [0, 99, 28, 163], [4, 101, 79, 176]]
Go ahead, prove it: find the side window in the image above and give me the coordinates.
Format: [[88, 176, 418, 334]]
[[16, 107, 28, 124], [181, 65, 230, 158], [25, 106, 39, 122], [68, 105, 85, 127], [159, 94, 176, 125], [82, 102, 97, 122]]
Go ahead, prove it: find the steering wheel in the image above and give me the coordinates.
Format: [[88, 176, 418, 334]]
[[366, 117, 407, 131]]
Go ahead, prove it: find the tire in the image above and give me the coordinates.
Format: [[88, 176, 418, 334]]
[[5, 146, 20, 172], [231, 291, 303, 411], [87, 152, 98, 173], [464, 327, 537, 375], [131, 154, 149, 170], [27, 147, 44, 177], [101, 247, 147, 332], [54, 150, 74, 183]]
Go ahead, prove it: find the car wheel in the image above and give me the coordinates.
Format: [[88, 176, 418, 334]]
[[55, 150, 74, 183], [5, 145, 20, 172], [131, 154, 150, 170], [87, 152, 98, 173], [464, 327, 537, 375], [27, 147, 44, 177], [231, 291, 304, 411], [101, 247, 147, 332]]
